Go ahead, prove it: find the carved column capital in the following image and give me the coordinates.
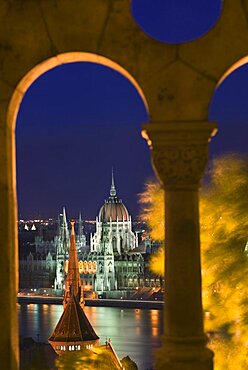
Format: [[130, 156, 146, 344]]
[[142, 121, 217, 190]]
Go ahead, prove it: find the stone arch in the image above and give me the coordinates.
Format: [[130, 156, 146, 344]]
[[7, 51, 149, 134], [2, 2, 248, 369], [215, 55, 248, 89], [207, 54, 248, 155], [1, 2, 248, 124], [3, 51, 149, 369]]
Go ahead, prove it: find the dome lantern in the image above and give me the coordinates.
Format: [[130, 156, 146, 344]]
[[98, 170, 129, 223], [110, 168, 116, 198]]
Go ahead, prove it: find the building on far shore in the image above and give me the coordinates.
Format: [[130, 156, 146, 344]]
[[18, 173, 163, 298]]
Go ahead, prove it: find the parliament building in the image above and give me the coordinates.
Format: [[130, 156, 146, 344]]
[[19, 173, 162, 297]]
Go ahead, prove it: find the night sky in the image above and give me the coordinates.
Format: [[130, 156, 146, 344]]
[[16, 63, 151, 220], [16, 3, 248, 221]]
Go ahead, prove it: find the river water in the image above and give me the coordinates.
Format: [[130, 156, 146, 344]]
[[18, 304, 163, 370]]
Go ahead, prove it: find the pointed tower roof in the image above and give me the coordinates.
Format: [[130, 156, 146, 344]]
[[64, 221, 84, 308], [78, 212, 83, 238], [48, 295, 99, 344], [59, 207, 69, 244], [49, 221, 99, 354]]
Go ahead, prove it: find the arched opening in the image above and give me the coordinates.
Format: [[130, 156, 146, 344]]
[[15, 55, 152, 219], [13, 51, 154, 368], [209, 56, 248, 156], [8, 52, 149, 132]]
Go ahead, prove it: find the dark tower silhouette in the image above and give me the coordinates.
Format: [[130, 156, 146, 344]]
[[48, 221, 99, 355]]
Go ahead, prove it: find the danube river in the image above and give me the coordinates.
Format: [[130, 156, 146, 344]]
[[18, 304, 163, 370]]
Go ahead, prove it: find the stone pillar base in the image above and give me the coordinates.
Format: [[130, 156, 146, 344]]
[[142, 121, 217, 370], [156, 337, 213, 370]]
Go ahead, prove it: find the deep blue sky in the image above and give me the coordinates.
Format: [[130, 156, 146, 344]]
[[16, 63, 152, 220], [131, 0, 222, 43], [16, 4, 248, 220]]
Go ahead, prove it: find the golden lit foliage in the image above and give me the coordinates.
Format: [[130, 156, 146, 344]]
[[200, 155, 248, 370], [139, 181, 165, 276], [56, 347, 138, 370], [139, 181, 165, 242], [148, 246, 165, 277], [209, 339, 248, 370], [56, 347, 120, 369], [139, 155, 248, 369]]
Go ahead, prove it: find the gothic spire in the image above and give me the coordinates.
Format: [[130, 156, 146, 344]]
[[59, 207, 68, 234], [110, 168, 116, 197], [78, 212, 83, 238], [59, 207, 69, 252], [64, 220, 84, 308], [62, 206, 67, 226], [49, 223, 98, 353]]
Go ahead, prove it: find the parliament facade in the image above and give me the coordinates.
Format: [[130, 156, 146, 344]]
[[19, 174, 161, 296]]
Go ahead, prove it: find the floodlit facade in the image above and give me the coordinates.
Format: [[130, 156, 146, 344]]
[[19, 174, 157, 294], [91, 171, 138, 255], [55, 208, 87, 291], [90, 171, 143, 292], [18, 208, 86, 290]]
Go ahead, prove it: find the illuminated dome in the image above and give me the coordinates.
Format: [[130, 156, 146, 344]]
[[99, 199, 129, 222], [98, 171, 129, 223]]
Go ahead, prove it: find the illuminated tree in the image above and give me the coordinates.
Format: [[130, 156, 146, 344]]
[[139, 154, 248, 369], [55, 348, 139, 370], [56, 348, 119, 369], [139, 180, 165, 276], [139, 181, 164, 242], [200, 155, 248, 370]]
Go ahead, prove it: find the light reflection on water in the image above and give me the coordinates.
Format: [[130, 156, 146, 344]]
[[18, 304, 163, 370]]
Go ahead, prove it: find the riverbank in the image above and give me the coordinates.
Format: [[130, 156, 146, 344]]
[[18, 295, 163, 309]]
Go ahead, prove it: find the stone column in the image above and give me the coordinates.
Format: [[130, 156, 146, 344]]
[[0, 100, 19, 370], [142, 121, 217, 370]]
